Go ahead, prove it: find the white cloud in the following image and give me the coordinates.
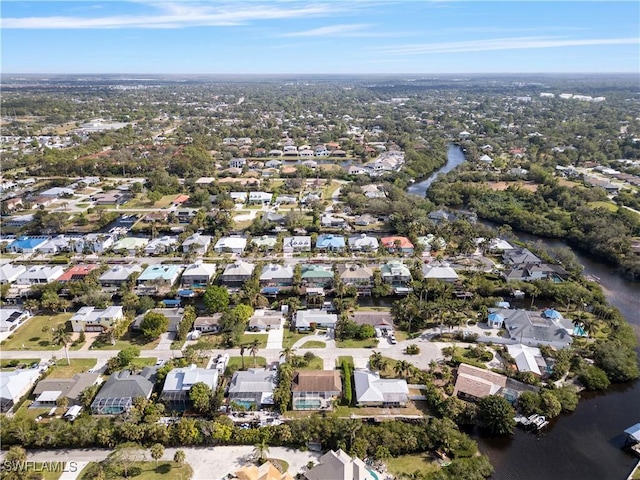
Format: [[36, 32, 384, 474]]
[[377, 36, 640, 55], [0, 2, 342, 29], [280, 23, 415, 38]]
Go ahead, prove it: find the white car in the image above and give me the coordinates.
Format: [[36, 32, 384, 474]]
[[389, 335, 397, 345]]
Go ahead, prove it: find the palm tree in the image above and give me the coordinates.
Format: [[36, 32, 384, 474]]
[[52, 326, 71, 365], [253, 439, 270, 462], [250, 339, 260, 367], [394, 360, 412, 379], [369, 351, 383, 371], [239, 345, 246, 369], [280, 346, 296, 363]]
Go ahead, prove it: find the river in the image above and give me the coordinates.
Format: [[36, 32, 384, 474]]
[[410, 145, 640, 480]]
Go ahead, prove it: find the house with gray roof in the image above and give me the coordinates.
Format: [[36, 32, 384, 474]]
[[304, 449, 373, 480], [99, 264, 143, 288], [182, 233, 212, 255], [91, 368, 156, 415], [181, 261, 217, 288], [348, 234, 379, 252], [32, 373, 101, 407], [354, 370, 408, 407], [259, 264, 294, 287], [294, 310, 338, 331], [160, 364, 218, 411], [0, 264, 26, 284], [227, 368, 277, 409], [251, 235, 278, 251], [0, 367, 42, 413], [283, 236, 311, 253], [489, 308, 574, 349], [0, 309, 30, 333], [502, 248, 542, 266], [133, 308, 184, 333], [220, 261, 255, 287]]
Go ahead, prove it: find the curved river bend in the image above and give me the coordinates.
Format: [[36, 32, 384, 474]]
[[409, 145, 640, 480]]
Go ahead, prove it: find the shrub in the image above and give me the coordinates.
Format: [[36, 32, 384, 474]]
[[405, 344, 420, 355]]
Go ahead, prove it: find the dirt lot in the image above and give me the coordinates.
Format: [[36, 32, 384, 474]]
[[486, 181, 539, 192]]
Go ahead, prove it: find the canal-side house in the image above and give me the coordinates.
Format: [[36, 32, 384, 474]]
[[353, 370, 409, 407], [380, 236, 414, 255], [488, 308, 574, 349], [112, 237, 149, 256], [180, 261, 217, 288], [283, 236, 312, 253], [227, 368, 277, 409], [315, 234, 346, 253], [348, 234, 379, 252], [91, 368, 157, 415], [300, 264, 334, 288], [99, 264, 143, 289], [294, 310, 338, 331], [422, 263, 459, 283], [259, 264, 294, 287], [291, 370, 342, 410], [213, 236, 247, 255], [70, 306, 125, 333], [6, 236, 49, 253], [453, 363, 537, 405], [137, 265, 184, 290], [338, 264, 374, 290], [380, 261, 412, 286], [160, 365, 218, 411], [220, 261, 255, 287], [182, 233, 212, 255], [144, 236, 179, 256], [56, 264, 99, 283]]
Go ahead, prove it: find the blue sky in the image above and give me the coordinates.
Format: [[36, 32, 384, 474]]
[[1, 1, 638, 74]]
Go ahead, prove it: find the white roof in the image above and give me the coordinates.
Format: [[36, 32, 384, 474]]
[[0, 368, 41, 403], [182, 262, 216, 277], [0, 264, 26, 283], [162, 365, 218, 392], [423, 264, 459, 280], [507, 344, 544, 375], [215, 237, 247, 249], [354, 370, 409, 403]]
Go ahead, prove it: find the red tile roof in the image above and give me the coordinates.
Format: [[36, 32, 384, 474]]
[[56, 264, 99, 282]]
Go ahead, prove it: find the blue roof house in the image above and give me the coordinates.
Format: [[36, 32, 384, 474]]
[[137, 265, 183, 287], [315, 234, 346, 252], [487, 312, 504, 328], [7, 236, 49, 253]]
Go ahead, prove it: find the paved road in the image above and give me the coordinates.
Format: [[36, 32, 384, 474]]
[[4, 446, 322, 480]]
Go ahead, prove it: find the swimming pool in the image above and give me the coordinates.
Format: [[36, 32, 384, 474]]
[[368, 469, 379, 480], [293, 399, 322, 410]]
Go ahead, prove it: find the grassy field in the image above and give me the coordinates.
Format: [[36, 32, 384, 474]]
[[336, 338, 378, 348], [1, 314, 72, 351], [90, 330, 161, 350], [14, 401, 58, 421], [283, 330, 312, 348], [238, 333, 268, 348], [295, 356, 324, 370], [227, 356, 267, 371], [385, 453, 440, 478], [0, 358, 40, 368], [300, 340, 326, 348], [130, 357, 158, 369], [48, 358, 97, 378], [123, 194, 176, 209], [79, 461, 193, 480], [589, 201, 618, 212]]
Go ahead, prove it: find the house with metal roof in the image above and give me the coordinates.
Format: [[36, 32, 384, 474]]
[[304, 450, 373, 480], [0, 367, 42, 413], [144, 236, 179, 256], [283, 236, 311, 253], [182, 233, 212, 255], [181, 261, 216, 288], [0, 309, 31, 333], [112, 237, 149, 256], [7, 236, 49, 253], [70, 306, 124, 333], [354, 370, 408, 407], [214, 236, 247, 254], [160, 364, 218, 411], [220, 261, 255, 287], [99, 264, 143, 288], [137, 264, 183, 288], [316, 234, 346, 252], [91, 368, 157, 415], [292, 370, 342, 410], [506, 344, 548, 376], [300, 264, 334, 288], [227, 368, 277, 409], [259, 263, 294, 287], [422, 263, 459, 282], [251, 235, 278, 251], [32, 373, 101, 407], [380, 261, 412, 286], [490, 308, 574, 349], [16, 265, 66, 285], [348, 234, 379, 252], [294, 310, 338, 331], [0, 264, 26, 284]]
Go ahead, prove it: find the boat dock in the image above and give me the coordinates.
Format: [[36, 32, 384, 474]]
[[515, 414, 550, 431], [624, 423, 640, 459]]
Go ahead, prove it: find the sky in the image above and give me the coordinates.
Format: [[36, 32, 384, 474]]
[[1, 1, 639, 74]]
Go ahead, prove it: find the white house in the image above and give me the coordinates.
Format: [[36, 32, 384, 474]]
[[0, 368, 41, 412], [354, 369, 409, 407], [294, 310, 338, 331], [99, 264, 143, 288], [70, 306, 125, 333], [144, 236, 179, 256], [213, 237, 247, 254], [248, 192, 273, 205], [180, 261, 217, 288], [16, 265, 66, 285], [283, 236, 312, 253], [0, 309, 31, 333], [0, 264, 27, 284], [348, 234, 379, 252], [229, 158, 247, 169], [182, 233, 212, 255]]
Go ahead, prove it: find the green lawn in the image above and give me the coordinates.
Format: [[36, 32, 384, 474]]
[[14, 401, 58, 421], [385, 453, 440, 478], [295, 356, 324, 370], [130, 357, 158, 369], [79, 461, 193, 480], [0, 358, 40, 368], [11, 462, 67, 480], [588, 201, 618, 212], [123, 194, 176, 209], [336, 338, 378, 348], [337, 356, 354, 369], [238, 333, 268, 349], [90, 330, 161, 350], [227, 356, 267, 371], [1, 314, 72, 351], [283, 330, 312, 348], [300, 340, 326, 348], [48, 358, 97, 378]]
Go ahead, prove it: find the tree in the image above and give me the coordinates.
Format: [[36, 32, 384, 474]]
[[203, 285, 230, 313], [2, 446, 27, 480], [52, 326, 71, 365], [477, 395, 516, 436], [280, 347, 296, 363], [150, 443, 164, 468], [250, 338, 260, 367], [253, 439, 270, 462], [540, 391, 562, 419], [173, 449, 186, 467], [593, 341, 639, 382], [189, 382, 212, 414], [579, 365, 611, 390], [140, 311, 168, 339]]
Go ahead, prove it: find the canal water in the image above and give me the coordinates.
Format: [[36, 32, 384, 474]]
[[410, 145, 640, 480]]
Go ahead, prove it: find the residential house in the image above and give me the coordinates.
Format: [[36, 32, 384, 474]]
[[320, 214, 347, 228], [181, 261, 217, 288], [283, 236, 311, 253], [506, 344, 548, 376], [0, 367, 42, 413], [229, 158, 247, 169], [227, 368, 277, 409], [263, 211, 286, 225], [348, 234, 379, 252], [0, 264, 26, 284], [56, 264, 99, 283], [428, 209, 455, 224], [251, 235, 278, 251], [453, 363, 537, 404], [40, 187, 74, 197], [137, 265, 184, 289], [416, 234, 447, 252], [291, 370, 342, 410], [78, 233, 115, 254], [112, 237, 149, 256], [348, 165, 367, 175], [422, 263, 459, 282], [160, 364, 219, 411], [91, 368, 157, 415], [194, 314, 223, 334], [353, 214, 376, 227], [220, 261, 255, 287], [7, 236, 49, 253], [70, 306, 125, 333], [36, 235, 75, 254], [265, 160, 282, 169], [361, 184, 385, 199], [230, 192, 248, 204], [144, 236, 179, 256], [502, 263, 569, 282], [235, 462, 294, 480], [99, 264, 143, 288], [93, 191, 129, 205], [488, 308, 574, 349], [338, 264, 373, 288], [32, 373, 101, 407], [214, 236, 247, 255], [502, 248, 542, 266], [248, 192, 273, 205], [248, 310, 283, 332], [175, 208, 198, 223], [380, 236, 414, 255], [315, 234, 346, 252], [274, 195, 297, 205], [16, 265, 67, 285], [132, 308, 184, 333], [300, 264, 334, 288], [353, 370, 408, 407], [304, 450, 373, 480], [350, 312, 394, 333], [259, 264, 294, 287], [0, 309, 31, 333], [380, 261, 412, 286], [182, 233, 212, 255], [294, 310, 338, 331]]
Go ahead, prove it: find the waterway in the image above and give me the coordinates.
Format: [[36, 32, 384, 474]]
[[410, 144, 640, 480]]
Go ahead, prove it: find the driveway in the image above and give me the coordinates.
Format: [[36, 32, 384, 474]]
[[265, 322, 284, 350]]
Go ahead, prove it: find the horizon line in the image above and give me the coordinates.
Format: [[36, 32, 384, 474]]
[[3, 71, 639, 76]]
